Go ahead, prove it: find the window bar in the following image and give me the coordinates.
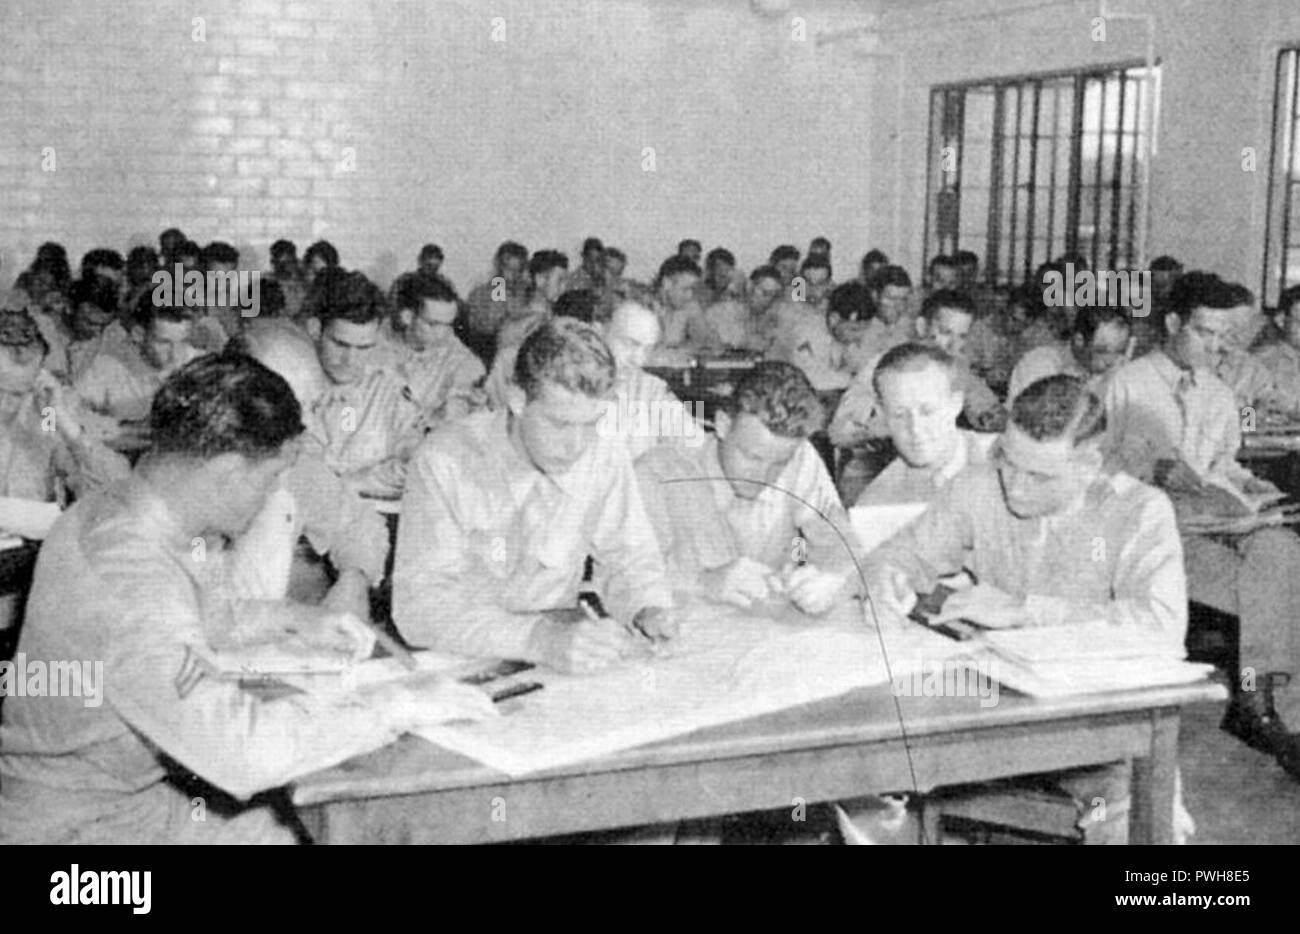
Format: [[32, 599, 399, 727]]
[[1125, 72, 1141, 270], [1045, 82, 1062, 264], [954, 90, 967, 256], [987, 87, 1006, 284], [1007, 84, 1024, 285], [923, 89, 937, 269], [1108, 73, 1128, 272], [1089, 76, 1108, 271], [1065, 75, 1086, 260], [1024, 79, 1043, 283]]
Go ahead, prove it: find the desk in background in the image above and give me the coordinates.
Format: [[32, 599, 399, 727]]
[[292, 680, 1223, 845]]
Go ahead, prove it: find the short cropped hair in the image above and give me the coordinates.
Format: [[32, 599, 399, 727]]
[[496, 241, 528, 263], [749, 264, 782, 285], [270, 239, 297, 261], [1009, 374, 1106, 443], [725, 360, 824, 439], [80, 249, 124, 276], [303, 240, 340, 269], [1150, 255, 1182, 273], [394, 272, 458, 311], [529, 249, 570, 280], [604, 247, 627, 264], [810, 236, 832, 253], [953, 249, 979, 268], [177, 240, 202, 261], [769, 245, 800, 265], [872, 342, 958, 399], [705, 247, 735, 270], [514, 317, 616, 402], [677, 239, 701, 255], [202, 241, 239, 267], [553, 289, 600, 324], [418, 243, 444, 262], [827, 281, 876, 323], [921, 288, 974, 322], [929, 253, 958, 272], [657, 255, 701, 282], [800, 255, 831, 276], [150, 352, 304, 460], [875, 265, 913, 290], [316, 271, 386, 326], [1168, 271, 1244, 321]]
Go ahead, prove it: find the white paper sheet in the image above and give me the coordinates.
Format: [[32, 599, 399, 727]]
[[408, 603, 962, 777], [849, 503, 928, 554]]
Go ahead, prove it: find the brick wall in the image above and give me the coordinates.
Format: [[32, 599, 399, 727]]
[[0, 0, 881, 289]]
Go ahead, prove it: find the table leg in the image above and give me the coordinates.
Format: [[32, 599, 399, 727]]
[[1129, 708, 1179, 844]]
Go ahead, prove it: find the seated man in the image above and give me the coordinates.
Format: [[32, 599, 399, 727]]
[[0, 306, 128, 541], [863, 264, 918, 360], [825, 281, 878, 378], [485, 249, 569, 408], [463, 240, 530, 348], [769, 245, 802, 298], [796, 255, 834, 309], [1103, 273, 1300, 777], [228, 324, 390, 613], [861, 375, 1186, 843], [636, 361, 853, 614], [387, 274, 486, 426], [56, 275, 135, 382], [830, 290, 1004, 449], [699, 247, 744, 307], [651, 255, 710, 354], [0, 352, 493, 844], [602, 300, 680, 461], [700, 264, 785, 355], [1243, 285, 1300, 416], [392, 318, 676, 672], [74, 303, 202, 427], [309, 272, 425, 500], [855, 343, 991, 507], [1007, 305, 1132, 402], [387, 243, 456, 309], [768, 288, 851, 392]]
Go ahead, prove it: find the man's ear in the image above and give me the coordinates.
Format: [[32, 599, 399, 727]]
[[305, 317, 322, 340], [1164, 312, 1181, 338], [1071, 333, 1085, 355], [396, 308, 413, 330], [914, 316, 930, 339], [713, 409, 732, 439]]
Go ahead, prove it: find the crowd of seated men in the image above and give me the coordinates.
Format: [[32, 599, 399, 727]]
[[2, 223, 1300, 843]]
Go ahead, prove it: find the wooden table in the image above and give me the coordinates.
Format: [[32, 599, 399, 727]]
[[292, 680, 1225, 845]]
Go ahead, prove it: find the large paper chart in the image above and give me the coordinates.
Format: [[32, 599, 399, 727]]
[[410, 603, 961, 777]]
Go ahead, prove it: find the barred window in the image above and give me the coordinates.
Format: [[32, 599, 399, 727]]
[[1263, 47, 1300, 307], [925, 63, 1159, 287]]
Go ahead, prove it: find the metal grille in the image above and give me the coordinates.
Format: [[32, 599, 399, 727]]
[[1263, 48, 1300, 307], [925, 63, 1158, 287]]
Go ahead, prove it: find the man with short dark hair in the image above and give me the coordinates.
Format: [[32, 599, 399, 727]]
[[769, 245, 801, 294], [652, 254, 708, 353], [309, 272, 425, 499], [637, 361, 852, 614], [830, 289, 1003, 447], [393, 318, 675, 673], [0, 352, 494, 843], [677, 239, 703, 266], [700, 247, 743, 307], [1104, 273, 1300, 776], [1007, 305, 1132, 401], [484, 249, 570, 408], [568, 237, 607, 295], [700, 264, 785, 354], [387, 273, 485, 425], [75, 302, 201, 426], [464, 241, 531, 346], [302, 240, 340, 284]]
